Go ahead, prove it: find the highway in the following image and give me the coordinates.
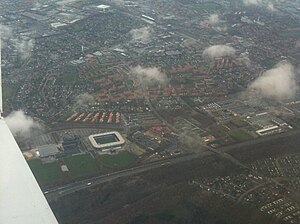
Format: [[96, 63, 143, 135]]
[[45, 151, 212, 202], [45, 128, 300, 202]]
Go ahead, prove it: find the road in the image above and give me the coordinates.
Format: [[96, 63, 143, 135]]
[[45, 127, 300, 202], [45, 151, 212, 202]]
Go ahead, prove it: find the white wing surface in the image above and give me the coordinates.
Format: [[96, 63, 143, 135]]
[[0, 118, 59, 223]]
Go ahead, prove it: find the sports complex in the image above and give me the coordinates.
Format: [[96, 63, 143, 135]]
[[88, 131, 125, 152]]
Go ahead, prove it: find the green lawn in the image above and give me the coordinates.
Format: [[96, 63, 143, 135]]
[[230, 118, 248, 128], [63, 64, 80, 84], [194, 2, 221, 12], [28, 154, 100, 184], [201, 2, 221, 11], [278, 29, 300, 38], [99, 151, 136, 168], [229, 129, 253, 142], [63, 154, 100, 177], [2, 85, 17, 100], [27, 160, 63, 184]]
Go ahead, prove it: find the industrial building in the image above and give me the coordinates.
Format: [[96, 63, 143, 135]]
[[246, 112, 290, 136], [37, 144, 59, 158], [62, 135, 81, 154]]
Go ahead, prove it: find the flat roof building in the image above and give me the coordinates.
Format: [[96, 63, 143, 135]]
[[38, 144, 59, 158], [97, 4, 110, 9], [97, 4, 111, 12]]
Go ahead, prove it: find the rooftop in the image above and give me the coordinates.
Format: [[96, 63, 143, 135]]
[[97, 4, 110, 9], [38, 144, 59, 157], [89, 131, 125, 149]]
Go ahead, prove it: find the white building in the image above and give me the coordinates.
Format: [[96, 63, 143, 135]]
[[89, 131, 125, 152]]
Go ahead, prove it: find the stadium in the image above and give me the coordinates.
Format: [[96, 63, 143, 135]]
[[89, 131, 125, 152]]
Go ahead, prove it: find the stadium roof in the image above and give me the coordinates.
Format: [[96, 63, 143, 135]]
[[89, 131, 125, 149]]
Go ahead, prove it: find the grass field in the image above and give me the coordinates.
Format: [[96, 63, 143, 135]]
[[2, 85, 17, 100], [230, 118, 248, 128], [201, 2, 221, 11], [28, 154, 100, 184], [63, 154, 100, 177], [99, 151, 136, 168], [278, 29, 300, 38], [229, 129, 253, 142], [128, 142, 146, 156], [194, 2, 221, 12], [28, 160, 63, 184], [63, 64, 80, 84]]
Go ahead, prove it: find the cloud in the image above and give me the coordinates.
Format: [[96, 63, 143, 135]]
[[243, 0, 263, 5], [74, 93, 94, 108], [130, 27, 153, 43], [248, 61, 298, 101], [5, 110, 41, 137], [0, 25, 34, 59], [267, 3, 275, 11], [13, 39, 35, 60], [131, 65, 168, 85], [202, 14, 227, 32], [207, 14, 220, 26], [112, 0, 124, 6], [0, 24, 13, 47], [32, 0, 42, 8], [203, 45, 236, 60], [214, 26, 228, 32], [0, 24, 12, 40], [56, 0, 79, 6], [237, 52, 251, 67], [182, 38, 197, 48], [242, 0, 279, 11]]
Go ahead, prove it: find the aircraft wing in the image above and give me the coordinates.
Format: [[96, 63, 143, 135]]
[[0, 118, 59, 223]]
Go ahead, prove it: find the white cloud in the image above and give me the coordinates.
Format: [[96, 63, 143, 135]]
[[237, 52, 251, 67], [242, 0, 279, 11], [243, 0, 263, 6], [203, 45, 236, 60], [207, 14, 220, 26], [5, 110, 41, 137], [130, 27, 153, 43], [267, 3, 275, 11], [111, 0, 124, 6], [249, 61, 298, 101], [13, 39, 35, 60], [131, 65, 168, 85], [202, 14, 227, 32], [0, 24, 12, 48], [74, 93, 94, 108]]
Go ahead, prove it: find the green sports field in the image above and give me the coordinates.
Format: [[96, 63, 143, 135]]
[[28, 159, 63, 184], [229, 129, 254, 142], [2, 85, 17, 100], [28, 153, 100, 184], [63, 154, 100, 176], [99, 151, 136, 168]]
